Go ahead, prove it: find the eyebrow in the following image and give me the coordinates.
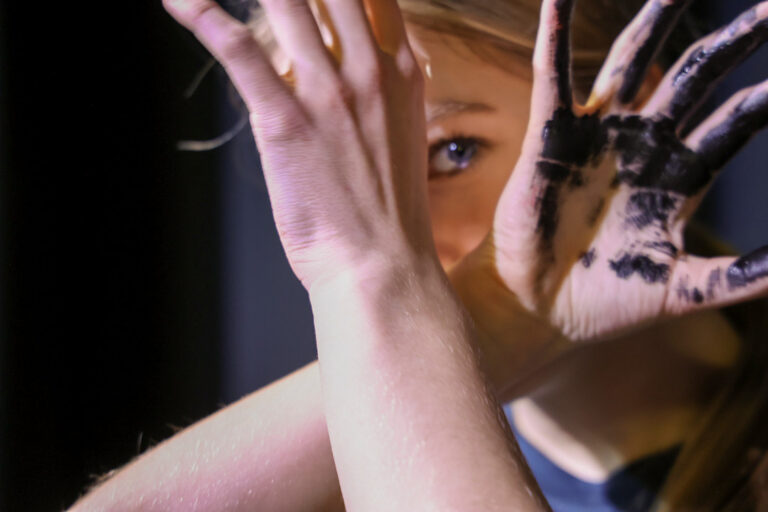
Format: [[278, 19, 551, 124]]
[[425, 100, 496, 123]]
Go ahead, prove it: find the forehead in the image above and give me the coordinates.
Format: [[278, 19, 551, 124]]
[[405, 24, 533, 114]]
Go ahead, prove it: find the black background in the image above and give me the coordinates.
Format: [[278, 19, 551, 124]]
[[2, 3, 225, 510], [2, 1, 768, 511]]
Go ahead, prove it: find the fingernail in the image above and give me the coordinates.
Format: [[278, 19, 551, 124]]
[[363, 0, 402, 55], [168, 0, 193, 12]]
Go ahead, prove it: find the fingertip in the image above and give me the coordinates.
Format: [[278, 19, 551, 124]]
[[163, 0, 212, 29], [363, 0, 407, 56], [726, 246, 768, 291], [757, 1, 768, 19], [580, 90, 609, 115], [163, 0, 198, 18]]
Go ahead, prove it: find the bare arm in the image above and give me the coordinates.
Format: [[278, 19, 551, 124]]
[[69, 362, 343, 512], [151, 0, 551, 509], [311, 258, 549, 511]]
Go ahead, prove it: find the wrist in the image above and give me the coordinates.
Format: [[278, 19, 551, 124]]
[[308, 249, 472, 354], [308, 248, 446, 309]]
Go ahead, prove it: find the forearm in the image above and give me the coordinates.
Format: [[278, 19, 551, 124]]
[[66, 255, 556, 512], [309, 257, 551, 512], [69, 362, 343, 512]]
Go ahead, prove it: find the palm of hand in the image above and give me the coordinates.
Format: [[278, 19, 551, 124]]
[[489, 0, 768, 341]]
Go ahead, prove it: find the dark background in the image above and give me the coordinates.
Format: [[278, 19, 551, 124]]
[[1, 1, 767, 511]]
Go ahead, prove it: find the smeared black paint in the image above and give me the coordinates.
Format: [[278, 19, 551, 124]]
[[706, 268, 721, 299], [612, 115, 711, 196], [537, 161, 571, 182], [677, 276, 704, 304], [692, 288, 704, 304], [532, 11, 768, 260], [535, 108, 603, 247], [569, 170, 585, 188], [610, 253, 670, 284], [534, 108, 715, 251], [617, 0, 692, 105], [698, 88, 768, 171], [541, 109, 607, 167], [553, 0, 576, 108], [536, 184, 561, 244], [580, 248, 596, 268], [726, 245, 768, 289], [667, 7, 768, 125], [540, 110, 723, 199], [644, 240, 678, 257], [626, 191, 678, 230]]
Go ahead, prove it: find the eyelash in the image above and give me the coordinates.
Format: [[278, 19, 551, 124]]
[[427, 134, 491, 179]]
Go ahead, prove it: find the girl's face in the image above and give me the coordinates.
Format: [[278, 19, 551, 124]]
[[407, 25, 534, 270]]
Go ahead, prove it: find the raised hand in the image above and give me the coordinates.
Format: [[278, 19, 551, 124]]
[[164, 0, 434, 291], [480, 0, 768, 341], [162, 4, 560, 510]]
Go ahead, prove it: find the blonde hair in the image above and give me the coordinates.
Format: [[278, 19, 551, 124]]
[[248, 1, 768, 509]]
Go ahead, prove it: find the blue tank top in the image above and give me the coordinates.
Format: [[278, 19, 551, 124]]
[[503, 404, 681, 512]]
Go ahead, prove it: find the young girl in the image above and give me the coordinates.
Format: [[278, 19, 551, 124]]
[[70, 0, 768, 510]]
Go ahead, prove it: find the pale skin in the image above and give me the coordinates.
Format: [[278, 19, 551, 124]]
[[69, 0, 768, 509]]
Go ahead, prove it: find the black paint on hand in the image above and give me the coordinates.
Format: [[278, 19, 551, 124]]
[[698, 88, 768, 171], [537, 161, 572, 182], [529, 3, 768, 291], [626, 191, 678, 230], [617, 0, 692, 105], [727, 245, 768, 289], [610, 253, 670, 284], [536, 184, 562, 246], [611, 115, 711, 196], [580, 248, 597, 268], [667, 7, 768, 127], [541, 109, 606, 167], [553, 0, 576, 109], [706, 268, 722, 300], [644, 241, 679, 258]]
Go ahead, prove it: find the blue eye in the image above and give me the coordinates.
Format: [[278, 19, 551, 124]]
[[428, 136, 485, 178]]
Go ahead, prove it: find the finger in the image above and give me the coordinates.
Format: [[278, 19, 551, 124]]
[[317, 0, 375, 63], [362, 0, 410, 57], [532, 0, 576, 113], [686, 78, 768, 172], [164, 0, 298, 120], [642, 2, 768, 129], [587, 0, 692, 110], [259, 0, 338, 77], [310, 0, 344, 62], [665, 249, 768, 315]]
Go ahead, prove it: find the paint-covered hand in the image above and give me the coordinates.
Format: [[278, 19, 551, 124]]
[[164, 0, 437, 291], [485, 0, 768, 341]]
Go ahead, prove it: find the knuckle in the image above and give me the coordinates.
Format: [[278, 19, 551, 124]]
[[217, 26, 256, 62], [398, 51, 423, 84], [310, 76, 356, 115], [252, 108, 309, 145], [405, 60, 424, 85], [330, 77, 357, 107], [357, 57, 387, 96]]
